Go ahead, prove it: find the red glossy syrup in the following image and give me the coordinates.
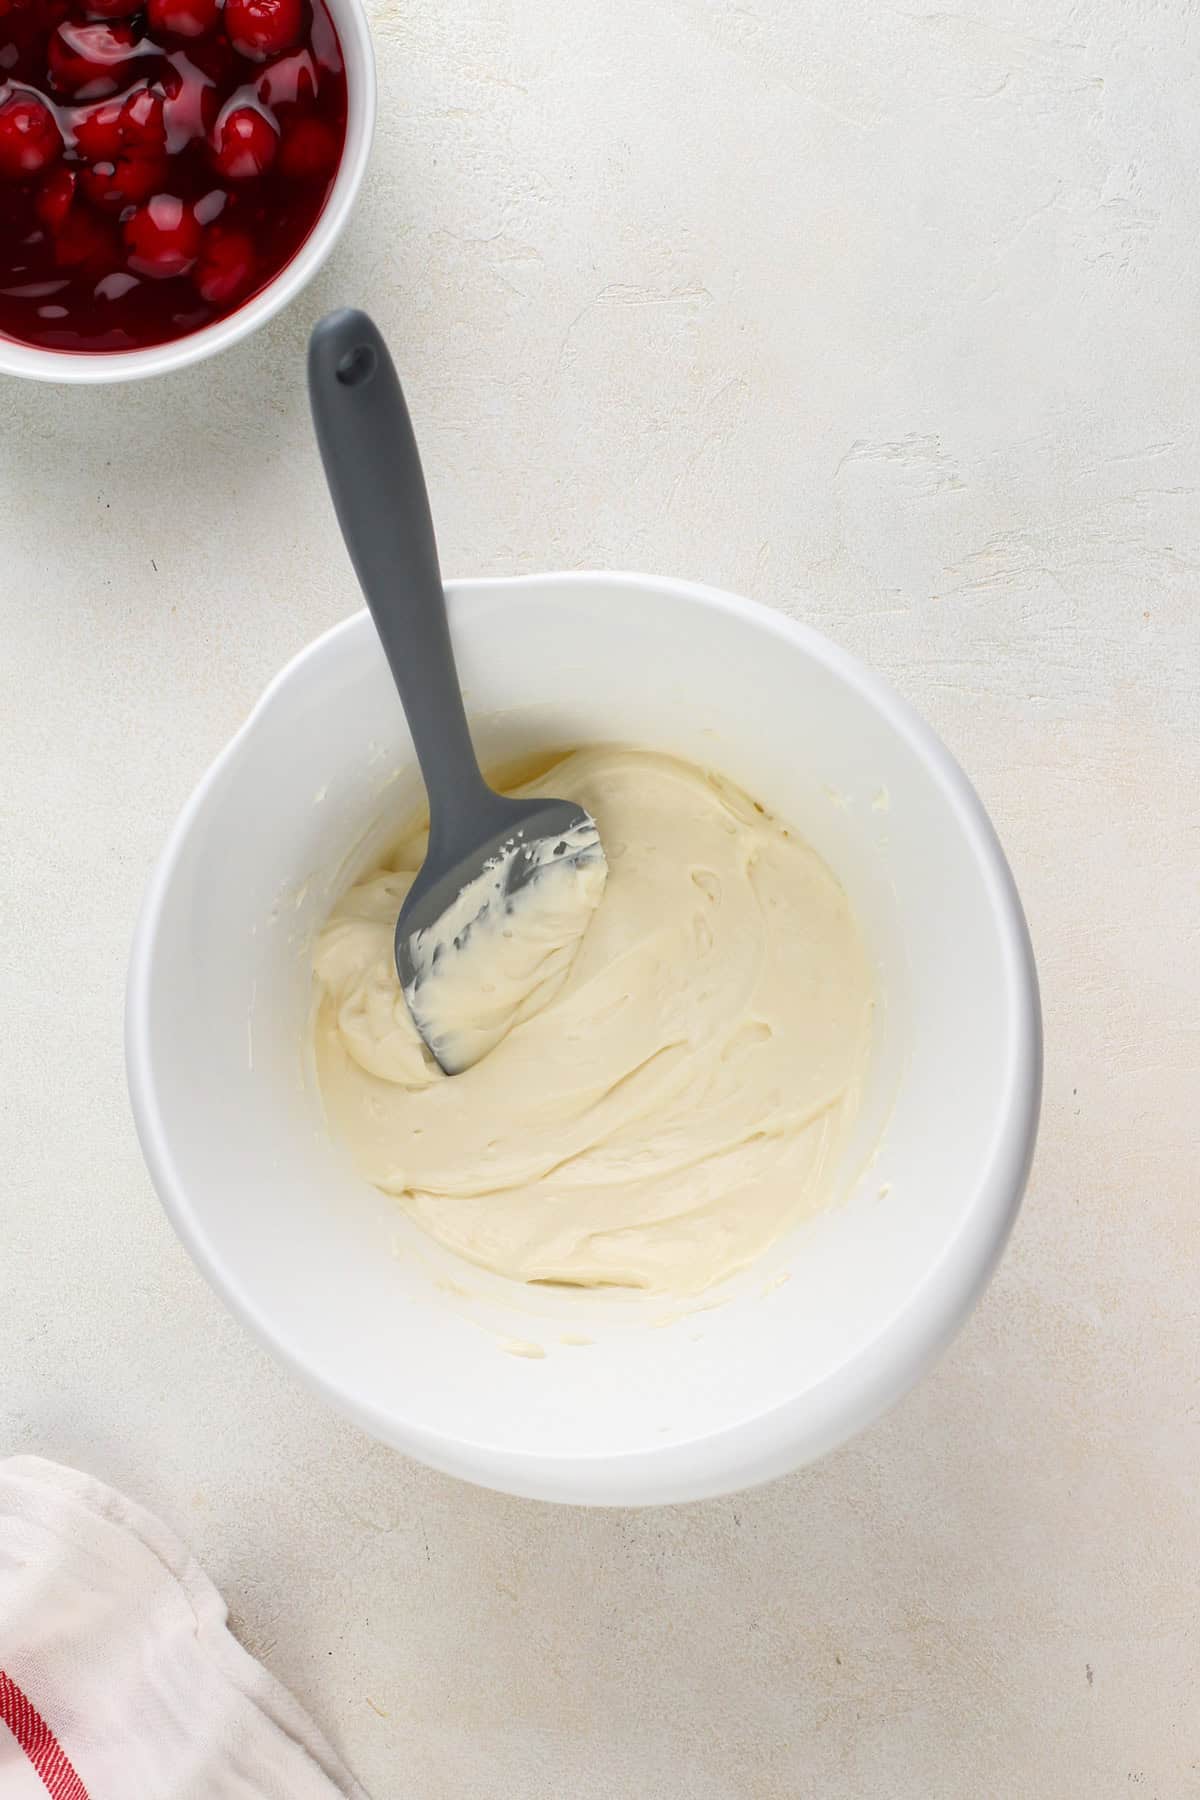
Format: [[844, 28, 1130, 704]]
[[0, 0, 347, 352]]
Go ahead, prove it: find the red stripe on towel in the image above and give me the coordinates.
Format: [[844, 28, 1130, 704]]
[[0, 1670, 90, 1800]]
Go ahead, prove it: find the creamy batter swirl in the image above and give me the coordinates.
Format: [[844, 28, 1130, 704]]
[[311, 749, 874, 1294]]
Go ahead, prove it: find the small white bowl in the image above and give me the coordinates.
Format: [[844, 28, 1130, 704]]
[[126, 572, 1041, 1505], [0, 0, 375, 386]]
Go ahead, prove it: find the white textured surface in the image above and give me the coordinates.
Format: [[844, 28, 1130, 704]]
[[1, 0, 1196, 1793]]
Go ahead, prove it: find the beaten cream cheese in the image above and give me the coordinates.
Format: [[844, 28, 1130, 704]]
[[311, 748, 874, 1295]]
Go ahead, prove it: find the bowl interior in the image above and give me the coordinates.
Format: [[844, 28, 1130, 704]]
[[129, 573, 1037, 1502]]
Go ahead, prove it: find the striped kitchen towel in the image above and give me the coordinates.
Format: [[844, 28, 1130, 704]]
[[0, 1457, 367, 1800]]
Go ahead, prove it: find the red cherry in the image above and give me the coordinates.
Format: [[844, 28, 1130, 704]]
[[71, 97, 123, 159], [158, 59, 219, 149], [0, 92, 64, 180], [80, 150, 167, 209], [210, 102, 277, 178], [194, 223, 254, 303], [73, 84, 165, 160], [123, 191, 201, 276], [146, 0, 219, 39], [277, 114, 335, 179], [255, 47, 316, 108], [35, 163, 76, 229], [54, 206, 116, 270], [120, 84, 167, 150], [85, 0, 141, 17], [48, 21, 145, 99], [225, 0, 302, 61]]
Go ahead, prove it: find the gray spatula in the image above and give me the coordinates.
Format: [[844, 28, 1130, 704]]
[[308, 308, 606, 1075]]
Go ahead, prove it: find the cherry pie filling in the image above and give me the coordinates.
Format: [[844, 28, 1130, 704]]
[[0, 0, 347, 351]]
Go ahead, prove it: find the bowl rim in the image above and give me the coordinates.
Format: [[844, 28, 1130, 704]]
[[125, 570, 1042, 1504], [0, 0, 376, 386]]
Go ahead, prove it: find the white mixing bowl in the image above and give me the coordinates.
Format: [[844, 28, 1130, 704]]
[[126, 572, 1040, 1505]]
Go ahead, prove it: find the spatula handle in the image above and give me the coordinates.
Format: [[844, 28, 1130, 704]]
[[307, 309, 489, 835]]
